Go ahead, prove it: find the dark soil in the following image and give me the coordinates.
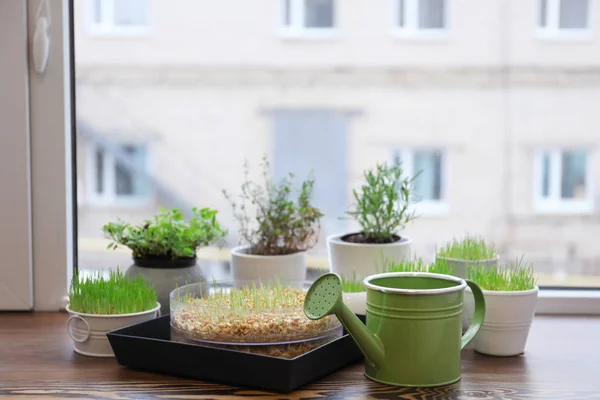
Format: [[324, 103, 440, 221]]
[[133, 256, 197, 269], [340, 232, 402, 244]]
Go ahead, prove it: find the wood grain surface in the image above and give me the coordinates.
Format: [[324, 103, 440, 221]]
[[1, 312, 599, 399]]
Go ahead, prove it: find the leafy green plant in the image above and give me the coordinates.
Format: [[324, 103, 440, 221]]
[[341, 272, 365, 293], [467, 257, 537, 291], [345, 162, 419, 244], [68, 269, 157, 314], [437, 235, 497, 261], [223, 155, 323, 256], [104, 207, 226, 260]]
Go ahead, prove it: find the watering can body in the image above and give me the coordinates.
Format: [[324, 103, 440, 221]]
[[304, 272, 485, 387]]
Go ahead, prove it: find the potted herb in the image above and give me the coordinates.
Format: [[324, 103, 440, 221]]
[[341, 272, 366, 317], [103, 207, 226, 313], [66, 270, 159, 357], [223, 157, 323, 287], [464, 257, 539, 356], [436, 235, 499, 279], [328, 162, 418, 280]]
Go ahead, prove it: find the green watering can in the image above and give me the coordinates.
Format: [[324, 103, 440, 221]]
[[304, 272, 485, 387]]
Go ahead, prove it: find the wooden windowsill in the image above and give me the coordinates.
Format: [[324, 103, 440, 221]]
[[1, 313, 599, 397]]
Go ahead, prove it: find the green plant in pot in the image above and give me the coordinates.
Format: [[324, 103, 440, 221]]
[[464, 257, 538, 356], [103, 207, 226, 313], [436, 235, 498, 279], [328, 162, 419, 281], [66, 269, 159, 357], [223, 156, 323, 287]]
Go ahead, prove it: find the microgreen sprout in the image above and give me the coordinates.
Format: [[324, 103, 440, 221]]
[[437, 235, 498, 261], [467, 256, 537, 291], [341, 272, 365, 293], [68, 269, 157, 315]]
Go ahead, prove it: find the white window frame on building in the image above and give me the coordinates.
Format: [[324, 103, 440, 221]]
[[86, 0, 149, 36], [279, 0, 338, 38], [537, 0, 592, 39], [85, 142, 152, 207], [392, 148, 449, 216], [533, 149, 594, 214], [391, 0, 449, 38]]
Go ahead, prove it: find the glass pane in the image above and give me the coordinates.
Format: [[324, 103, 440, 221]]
[[92, 0, 103, 24], [114, 0, 147, 26], [284, 0, 292, 26], [559, 0, 588, 29], [419, 0, 445, 29], [560, 151, 587, 199], [94, 147, 104, 194], [398, 0, 405, 27], [539, 0, 547, 27], [115, 145, 147, 196], [413, 151, 442, 201], [541, 153, 551, 198], [304, 0, 334, 28]]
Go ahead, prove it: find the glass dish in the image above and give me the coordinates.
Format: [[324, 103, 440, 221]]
[[169, 280, 342, 358]]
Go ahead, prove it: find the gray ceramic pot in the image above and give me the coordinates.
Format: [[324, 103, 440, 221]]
[[125, 257, 208, 315]]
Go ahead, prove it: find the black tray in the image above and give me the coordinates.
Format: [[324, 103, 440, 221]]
[[107, 315, 364, 393]]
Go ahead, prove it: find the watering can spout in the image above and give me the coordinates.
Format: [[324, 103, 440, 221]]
[[303, 273, 385, 369]]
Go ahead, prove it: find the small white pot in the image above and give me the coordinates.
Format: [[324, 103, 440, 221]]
[[66, 303, 160, 357], [464, 286, 539, 356], [436, 256, 499, 331], [230, 245, 307, 288], [343, 291, 367, 316], [435, 256, 499, 279], [327, 233, 411, 280]]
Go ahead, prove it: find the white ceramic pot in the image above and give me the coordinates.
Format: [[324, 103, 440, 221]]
[[436, 256, 499, 331], [66, 302, 160, 357], [230, 245, 307, 288], [435, 256, 499, 279], [343, 291, 367, 316], [464, 286, 539, 356], [327, 233, 411, 280]]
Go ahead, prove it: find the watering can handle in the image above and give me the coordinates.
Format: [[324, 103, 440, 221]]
[[461, 280, 485, 350]]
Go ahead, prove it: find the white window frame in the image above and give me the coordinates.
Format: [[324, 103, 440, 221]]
[[533, 149, 594, 214], [84, 142, 153, 208], [537, 0, 593, 40], [279, 0, 339, 39], [393, 149, 449, 216], [391, 0, 449, 39], [5, 0, 600, 315], [86, 0, 149, 37]]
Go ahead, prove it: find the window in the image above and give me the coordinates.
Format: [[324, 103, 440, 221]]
[[392, 149, 448, 214], [393, 0, 447, 36], [538, 0, 590, 37], [87, 0, 148, 35], [534, 150, 593, 213], [280, 0, 336, 36], [85, 143, 151, 206]]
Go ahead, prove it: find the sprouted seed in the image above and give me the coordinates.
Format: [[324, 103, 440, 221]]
[[437, 235, 498, 261], [467, 256, 537, 291]]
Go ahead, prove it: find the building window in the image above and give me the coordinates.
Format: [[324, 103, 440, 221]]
[[87, 0, 148, 35], [85, 143, 151, 206], [280, 0, 336, 36], [392, 149, 448, 214], [538, 0, 590, 37], [393, 0, 447, 36], [534, 149, 593, 213]]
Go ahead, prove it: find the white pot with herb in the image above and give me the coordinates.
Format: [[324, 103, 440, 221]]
[[328, 162, 417, 280], [103, 207, 227, 314], [464, 258, 539, 357], [223, 156, 323, 288], [341, 273, 366, 316], [66, 270, 160, 357], [435, 235, 499, 279]]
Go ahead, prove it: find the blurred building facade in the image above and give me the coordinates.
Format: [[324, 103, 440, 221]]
[[75, 0, 600, 281]]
